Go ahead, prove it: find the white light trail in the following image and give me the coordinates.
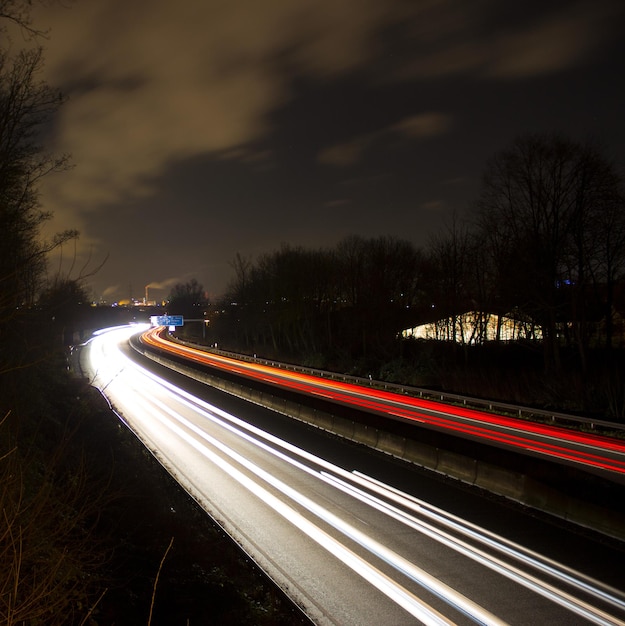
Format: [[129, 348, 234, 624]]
[[86, 326, 501, 624], [125, 348, 625, 625], [84, 326, 625, 626]]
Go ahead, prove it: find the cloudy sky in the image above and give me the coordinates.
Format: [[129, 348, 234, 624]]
[[21, 0, 625, 302]]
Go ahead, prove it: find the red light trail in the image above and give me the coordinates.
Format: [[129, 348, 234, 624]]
[[141, 327, 625, 479]]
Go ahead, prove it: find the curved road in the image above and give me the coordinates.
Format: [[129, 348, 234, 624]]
[[141, 327, 625, 483], [82, 325, 625, 625]]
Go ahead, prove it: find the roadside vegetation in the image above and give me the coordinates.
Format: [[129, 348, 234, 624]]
[[171, 134, 625, 420], [0, 3, 309, 623]]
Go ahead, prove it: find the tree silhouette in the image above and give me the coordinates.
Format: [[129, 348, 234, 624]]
[[474, 133, 625, 371], [168, 278, 206, 318]]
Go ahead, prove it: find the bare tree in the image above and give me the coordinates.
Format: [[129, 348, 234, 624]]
[[0, 45, 73, 371], [573, 154, 625, 351], [0, 0, 47, 37], [426, 215, 474, 344], [474, 133, 624, 372], [335, 235, 422, 357], [168, 278, 206, 322], [0, 6, 116, 623]]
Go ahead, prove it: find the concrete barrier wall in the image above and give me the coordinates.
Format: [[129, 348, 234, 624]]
[[403, 438, 439, 469], [354, 423, 380, 449], [140, 348, 625, 542], [436, 450, 478, 485], [474, 464, 527, 501]]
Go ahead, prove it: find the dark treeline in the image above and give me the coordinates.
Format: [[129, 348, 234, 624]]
[[0, 5, 107, 621], [0, 4, 304, 624], [180, 134, 625, 418], [217, 237, 426, 364]]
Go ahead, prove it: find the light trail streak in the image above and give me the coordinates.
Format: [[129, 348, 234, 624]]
[[353, 472, 625, 615], [87, 326, 625, 625], [87, 326, 500, 624], [125, 332, 625, 624], [141, 327, 625, 477], [123, 358, 625, 623], [140, 394, 491, 626], [320, 472, 625, 626]]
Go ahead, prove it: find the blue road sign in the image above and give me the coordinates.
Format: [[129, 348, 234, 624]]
[[151, 315, 184, 327]]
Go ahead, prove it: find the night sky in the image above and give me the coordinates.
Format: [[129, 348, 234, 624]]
[[26, 0, 625, 302]]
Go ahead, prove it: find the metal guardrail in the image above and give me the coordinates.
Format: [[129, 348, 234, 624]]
[[166, 332, 625, 437]]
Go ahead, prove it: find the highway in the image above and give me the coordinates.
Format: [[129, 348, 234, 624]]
[[141, 326, 625, 483], [82, 325, 625, 625]]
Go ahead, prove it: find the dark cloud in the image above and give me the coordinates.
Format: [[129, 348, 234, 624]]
[[27, 0, 625, 301], [318, 112, 453, 166]]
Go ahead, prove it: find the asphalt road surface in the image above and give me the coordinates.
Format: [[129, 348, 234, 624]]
[[81, 325, 625, 625]]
